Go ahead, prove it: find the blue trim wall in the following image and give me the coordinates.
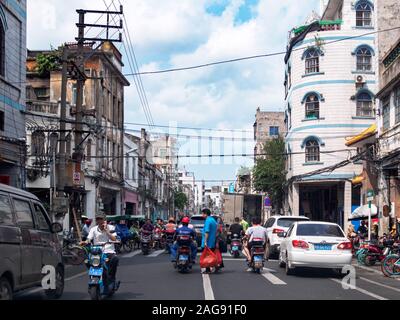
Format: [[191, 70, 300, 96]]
[[287, 79, 376, 102], [6, 0, 26, 20], [0, 94, 25, 111], [286, 123, 371, 140]]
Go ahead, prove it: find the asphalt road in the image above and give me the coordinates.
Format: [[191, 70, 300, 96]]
[[14, 249, 400, 300]]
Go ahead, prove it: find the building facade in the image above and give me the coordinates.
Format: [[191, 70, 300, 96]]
[[284, 0, 377, 229], [253, 108, 285, 159], [375, 0, 400, 224], [25, 42, 129, 226], [0, 0, 26, 188]]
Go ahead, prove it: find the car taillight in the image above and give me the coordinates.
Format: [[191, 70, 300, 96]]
[[292, 240, 309, 249], [338, 242, 352, 250], [273, 228, 284, 234]]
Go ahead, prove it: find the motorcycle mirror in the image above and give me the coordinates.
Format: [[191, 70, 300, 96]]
[[51, 222, 63, 233]]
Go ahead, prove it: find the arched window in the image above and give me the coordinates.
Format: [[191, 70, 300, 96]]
[[305, 49, 320, 74], [356, 47, 372, 71], [356, 1, 373, 27], [356, 92, 373, 117], [305, 94, 320, 119], [305, 139, 320, 163]]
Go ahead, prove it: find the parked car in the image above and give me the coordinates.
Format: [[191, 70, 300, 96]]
[[264, 215, 310, 258], [190, 215, 205, 248], [278, 221, 353, 275], [0, 183, 64, 300]]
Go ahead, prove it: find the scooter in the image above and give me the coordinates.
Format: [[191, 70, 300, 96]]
[[230, 234, 242, 258], [248, 238, 265, 274], [86, 241, 120, 300], [174, 235, 193, 273], [164, 230, 176, 254], [140, 230, 152, 255]]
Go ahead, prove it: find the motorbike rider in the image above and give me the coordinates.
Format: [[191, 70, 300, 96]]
[[170, 216, 197, 264], [81, 213, 119, 281], [116, 220, 133, 243], [165, 217, 177, 232], [242, 217, 268, 263], [229, 217, 244, 242]]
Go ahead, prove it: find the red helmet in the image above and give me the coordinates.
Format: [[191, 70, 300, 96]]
[[182, 217, 190, 224]]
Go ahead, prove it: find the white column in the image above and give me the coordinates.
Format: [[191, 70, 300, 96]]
[[344, 181, 352, 231], [292, 183, 300, 216]]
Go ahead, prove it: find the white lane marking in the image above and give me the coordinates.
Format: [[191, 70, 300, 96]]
[[354, 264, 400, 281], [122, 250, 141, 258], [202, 273, 215, 300], [359, 277, 400, 293], [330, 278, 388, 300], [261, 270, 287, 285], [147, 249, 165, 257]]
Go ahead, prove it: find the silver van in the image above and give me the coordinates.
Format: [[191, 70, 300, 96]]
[[0, 183, 64, 300]]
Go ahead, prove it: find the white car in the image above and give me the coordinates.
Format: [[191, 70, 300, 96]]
[[263, 215, 310, 258], [278, 221, 353, 275]]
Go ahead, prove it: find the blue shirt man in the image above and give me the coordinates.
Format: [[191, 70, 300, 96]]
[[201, 209, 217, 249], [170, 217, 198, 263]]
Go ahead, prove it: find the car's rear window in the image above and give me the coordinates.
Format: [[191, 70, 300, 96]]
[[296, 224, 344, 237], [190, 217, 205, 225], [277, 218, 308, 228]]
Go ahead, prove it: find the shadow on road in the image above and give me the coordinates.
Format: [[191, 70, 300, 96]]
[[289, 267, 345, 279]]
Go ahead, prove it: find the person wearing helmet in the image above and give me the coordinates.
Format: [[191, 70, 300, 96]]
[[170, 216, 197, 264]]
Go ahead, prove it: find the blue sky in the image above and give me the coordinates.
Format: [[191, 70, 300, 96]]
[[27, 0, 320, 186]]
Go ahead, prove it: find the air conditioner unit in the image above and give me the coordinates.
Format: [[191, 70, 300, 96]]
[[355, 75, 365, 84]]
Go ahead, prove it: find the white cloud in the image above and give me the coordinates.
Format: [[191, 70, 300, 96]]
[[27, 0, 319, 180]]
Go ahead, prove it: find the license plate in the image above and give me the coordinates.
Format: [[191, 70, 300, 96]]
[[179, 255, 189, 261], [89, 267, 103, 276], [232, 246, 239, 250], [254, 255, 262, 261], [314, 244, 332, 251]]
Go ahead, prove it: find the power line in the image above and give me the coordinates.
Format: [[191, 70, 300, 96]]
[[16, 25, 400, 87]]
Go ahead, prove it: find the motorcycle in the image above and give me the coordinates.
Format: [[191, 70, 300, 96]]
[[86, 241, 120, 300], [164, 230, 176, 254], [248, 238, 265, 274], [230, 234, 242, 258], [358, 236, 398, 266], [153, 227, 165, 250], [140, 230, 152, 255], [62, 230, 87, 265], [174, 235, 193, 273]]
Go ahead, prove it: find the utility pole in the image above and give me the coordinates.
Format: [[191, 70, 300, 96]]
[[69, 7, 123, 239]]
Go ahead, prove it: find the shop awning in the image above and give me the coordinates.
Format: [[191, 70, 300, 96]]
[[348, 204, 378, 221], [345, 124, 377, 147], [351, 174, 365, 185]]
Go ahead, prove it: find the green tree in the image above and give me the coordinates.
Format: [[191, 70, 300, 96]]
[[36, 51, 60, 76], [252, 137, 287, 214], [174, 191, 188, 211]]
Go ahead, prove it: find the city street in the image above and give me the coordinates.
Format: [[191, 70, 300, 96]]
[[14, 250, 400, 300]]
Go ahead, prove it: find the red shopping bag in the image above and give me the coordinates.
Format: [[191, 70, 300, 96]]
[[214, 248, 223, 266], [200, 247, 217, 268]]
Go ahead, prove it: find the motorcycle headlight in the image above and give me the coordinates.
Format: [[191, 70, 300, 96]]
[[91, 255, 101, 267]]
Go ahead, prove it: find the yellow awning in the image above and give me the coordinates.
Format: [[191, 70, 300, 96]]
[[351, 175, 365, 184], [345, 124, 377, 147]]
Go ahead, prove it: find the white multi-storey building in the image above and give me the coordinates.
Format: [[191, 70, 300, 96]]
[[284, 0, 377, 229]]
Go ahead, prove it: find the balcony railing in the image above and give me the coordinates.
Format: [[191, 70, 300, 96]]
[[26, 101, 59, 115]]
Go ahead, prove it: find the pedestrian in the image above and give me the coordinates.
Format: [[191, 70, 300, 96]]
[[82, 219, 92, 241], [201, 208, 218, 273]]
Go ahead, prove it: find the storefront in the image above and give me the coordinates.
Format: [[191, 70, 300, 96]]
[[124, 189, 139, 216]]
